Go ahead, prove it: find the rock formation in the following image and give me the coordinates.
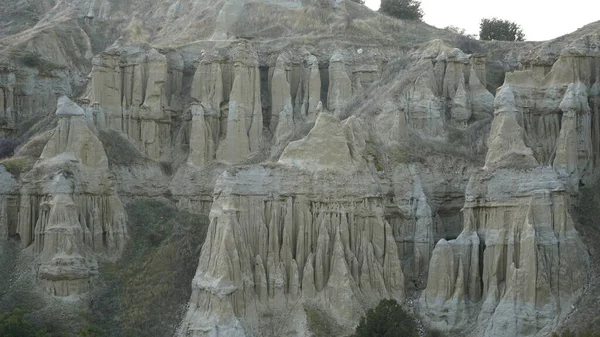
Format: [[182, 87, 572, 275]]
[[178, 111, 404, 336], [1, 1, 599, 336], [10, 97, 127, 297], [420, 34, 599, 337], [86, 45, 171, 161]]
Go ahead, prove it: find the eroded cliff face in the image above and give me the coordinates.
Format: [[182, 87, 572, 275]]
[[1, 97, 127, 297], [178, 112, 406, 337], [1, 0, 599, 335], [420, 35, 600, 337]]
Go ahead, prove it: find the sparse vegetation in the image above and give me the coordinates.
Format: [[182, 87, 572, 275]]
[[552, 329, 600, 337], [351, 299, 418, 337], [98, 130, 153, 167], [0, 308, 53, 337], [87, 199, 210, 337], [479, 18, 525, 41], [379, 0, 423, 21], [10, 50, 66, 77], [305, 306, 345, 337], [0, 156, 30, 177], [445, 26, 486, 54]]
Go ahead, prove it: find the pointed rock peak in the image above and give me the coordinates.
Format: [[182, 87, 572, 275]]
[[493, 85, 517, 114], [436, 238, 449, 248], [560, 82, 590, 112], [469, 66, 483, 87], [279, 110, 358, 172], [56, 96, 84, 117]]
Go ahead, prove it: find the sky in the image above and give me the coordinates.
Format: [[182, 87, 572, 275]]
[[364, 0, 600, 41]]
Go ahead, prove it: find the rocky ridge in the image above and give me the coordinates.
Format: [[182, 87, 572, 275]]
[[0, 0, 599, 336]]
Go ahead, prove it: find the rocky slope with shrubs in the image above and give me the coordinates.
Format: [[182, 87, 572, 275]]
[[0, 0, 599, 336]]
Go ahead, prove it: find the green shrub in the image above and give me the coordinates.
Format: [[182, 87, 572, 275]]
[[0, 308, 52, 337], [352, 299, 418, 337], [479, 18, 525, 41], [379, 0, 423, 20]]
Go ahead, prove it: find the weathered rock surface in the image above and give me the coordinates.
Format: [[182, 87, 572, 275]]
[[420, 35, 599, 337], [85, 44, 171, 161], [7, 97, 127, 297], [1, 1, 600, 336]]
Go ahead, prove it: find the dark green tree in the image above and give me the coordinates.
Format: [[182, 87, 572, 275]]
[[479, 18, 525, 41], [379, 0, 423, 20], [352, 299, 418, 337]]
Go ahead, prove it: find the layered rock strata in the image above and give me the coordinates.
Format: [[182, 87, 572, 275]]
[[86, 44, 171, 160], [178, 112, 405, 337], [10, 97, 127, 297], [420, 35, 598, 337]]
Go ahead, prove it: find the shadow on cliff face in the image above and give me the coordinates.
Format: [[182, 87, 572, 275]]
[[567, 180, 600, 333], [86, 198, 209, 337]]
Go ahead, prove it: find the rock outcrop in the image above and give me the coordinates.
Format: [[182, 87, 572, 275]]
[[12, 97, 127, 297], [216, 41, 263, 164], [86, 45, 171, 161], [420, 35, 598, 337], [178, 112, 405, 337]]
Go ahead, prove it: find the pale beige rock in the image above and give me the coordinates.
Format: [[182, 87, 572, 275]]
[[37, 180, 98, 297], [303, 55, 322, 121], [271, 54, 295, 155], [216, 42, 262, 164], [402, 60, 445, 139], [484, 85, 538, 169], [279, 111, 361, 172], [188, 105, 216, 167], [327, 52, 352, 116], [468, 67, 494, 117], [87, 46, 171, 160], [450, 76, 471, 126], [553, 82, 592, 185], [12, 97, 127, 297]]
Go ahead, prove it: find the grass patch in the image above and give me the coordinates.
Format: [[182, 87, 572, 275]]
[[97, 130, 153, 167], [305, 306, 345, 337], [87, 199, 209, 337], [0, 156, 31, 177]]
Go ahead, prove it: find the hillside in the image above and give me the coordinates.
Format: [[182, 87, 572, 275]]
[[1, 1, 600, 337]]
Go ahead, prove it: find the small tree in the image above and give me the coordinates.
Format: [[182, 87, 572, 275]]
[[379, 0, 423, 21], [479, 18, 525, 41], [352, 299, 418, 337]]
